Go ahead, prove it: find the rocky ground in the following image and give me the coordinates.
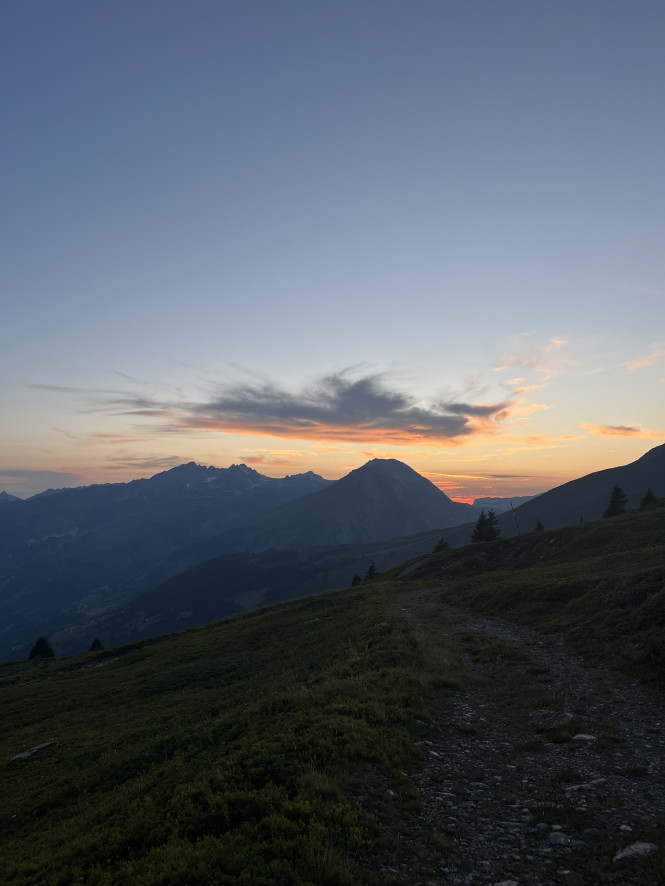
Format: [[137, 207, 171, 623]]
[[358, 586, 664, 885]]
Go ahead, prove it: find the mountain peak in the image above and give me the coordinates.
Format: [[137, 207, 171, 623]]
[[361, 458, 420, 475], [0, 490, 22, 503]]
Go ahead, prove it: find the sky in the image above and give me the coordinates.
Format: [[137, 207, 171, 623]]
[[2, 0, 664, 502]]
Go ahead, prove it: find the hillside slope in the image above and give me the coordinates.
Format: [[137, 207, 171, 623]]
[[53, 528, 448, 655], [442, 442, 665, 547], [402, 498, 665, 681]]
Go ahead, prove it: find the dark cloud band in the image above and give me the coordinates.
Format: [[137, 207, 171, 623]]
[[28, 370, 515, 445]]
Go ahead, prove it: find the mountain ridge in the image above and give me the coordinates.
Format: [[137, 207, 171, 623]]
[[2, 445, 664, 660]]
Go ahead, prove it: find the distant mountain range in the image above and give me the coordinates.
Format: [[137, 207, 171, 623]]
[[0, 463, 330, 660], [473, 495, 536, 513], [1, 445, 663, 661], [0, 459, 475, 660]]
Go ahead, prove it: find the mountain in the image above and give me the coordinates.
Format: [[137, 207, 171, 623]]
[[5, 446, 662, 660], [171, 458, 479, 561], [443, 442, 665, 547], [0, 458, 474, 659], [0, 491, 22, 504], [473, 494, 537, 513], [0, 463, 330, 661]]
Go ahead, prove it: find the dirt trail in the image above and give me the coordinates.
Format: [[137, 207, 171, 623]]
[[364, 585, 665, 886]]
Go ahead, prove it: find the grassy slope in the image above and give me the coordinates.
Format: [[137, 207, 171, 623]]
[[403, 500, 665, 684], [1, 587, 458, 886]]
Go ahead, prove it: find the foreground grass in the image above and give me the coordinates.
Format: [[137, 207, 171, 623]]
[[1, 584, 458, 886]]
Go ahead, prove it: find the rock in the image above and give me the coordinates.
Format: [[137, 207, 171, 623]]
[[548, 832, 570, 846], [613, 842, 657, 862], [11, 741, 56, 761], [582, 828, 602, 840], [572, 733, 596, 741]]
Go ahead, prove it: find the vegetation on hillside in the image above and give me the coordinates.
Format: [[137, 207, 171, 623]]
[[1, 587, 457, 886], [407, 499, 665, 685]]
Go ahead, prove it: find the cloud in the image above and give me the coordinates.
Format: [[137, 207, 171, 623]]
[[581, 423, 665, 439], [621, 342, 665, 371], [0, 469, 84, 496], [509, 402, 552, 417], [510, 384, 545, 395], [241, 455, 300, 467], [239, 450, 306, 468], [494, 338, 572, 381], [54, 369, 516, 446], [497, 434, 585, 457], [102, 454, 189, 471]]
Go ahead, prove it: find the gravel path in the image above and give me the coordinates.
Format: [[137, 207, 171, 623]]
[[363, 587, 664, 885]]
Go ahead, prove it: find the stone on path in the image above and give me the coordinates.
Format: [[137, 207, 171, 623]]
[[613, 841, 657, 862]]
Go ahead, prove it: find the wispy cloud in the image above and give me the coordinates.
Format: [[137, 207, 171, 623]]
[[621, 342, 665, 372], [36, 369, 516, 446], [238, 449, 307, 468], [0, 469, 84, 493], [493, 338, 572, 382], [102, 454, 190, 471], [509, 402, 552, 417], [581, 423, 665, 439], [497, 434, 585, 456]]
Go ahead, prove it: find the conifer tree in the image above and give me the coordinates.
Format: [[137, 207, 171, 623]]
[[603, 484, 628, 518], [640, 488, 657, 508], [485, 508, 501, 540], [471, 509, 501, 543], [471, 511, 488, 543], [534, 518, 544, 531], [433, 536, 449, 553], [28, 636, 55, 660], [89, 637, 103, 651]]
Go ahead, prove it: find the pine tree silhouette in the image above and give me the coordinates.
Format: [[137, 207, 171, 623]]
[[603, 484, 628, 518], [28, 637, 55, 660]]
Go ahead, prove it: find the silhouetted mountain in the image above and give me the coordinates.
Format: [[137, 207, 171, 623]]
[[0, 463, 330, 660], [443, 443, 665, 546], [473, 495, 537, 513], [4, 447, 662, 660], [66, 448, 665, 654], [175, 459, 479, 560], [0, 491, 22, 504]]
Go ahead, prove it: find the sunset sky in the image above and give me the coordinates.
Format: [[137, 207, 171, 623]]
[[2, 1, 664, 501]]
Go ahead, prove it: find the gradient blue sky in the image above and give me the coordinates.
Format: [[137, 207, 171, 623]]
[[2, 1, 664, 500]]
